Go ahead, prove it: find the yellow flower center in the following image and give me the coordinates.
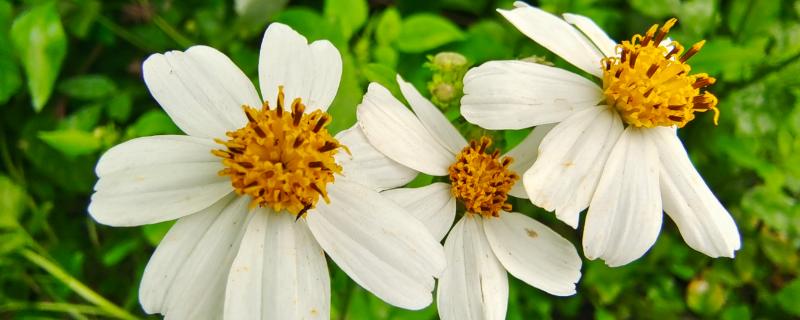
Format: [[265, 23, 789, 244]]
[[212, 87, 345, 217], [448, 137, 518, 217], [601, 18, 719, 128]]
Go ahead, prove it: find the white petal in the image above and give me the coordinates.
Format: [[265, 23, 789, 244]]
[[140, 195, 250, 319], [583, 127, 662, 267], [646, 127, 741, 258], [523, 106, 623, 228], [437, 215, 508, 320], [95, 135, 219, 177], [90, 136, 232, 227], [335, 125, 417, 191], [143, 46, 259, 139], [461, 60, 603, 130], [498, 2, 604, 77], [397, 75, 468, 154], [562, 13, 617, 57], [504, 124, 556, 199], [381, 183, 456, 241], [483, 212, 581, 296], [306, 179, 446, 310], [224, 210, 330, 320], [259, 23, 341, 112], [357, 83, 454, 176]]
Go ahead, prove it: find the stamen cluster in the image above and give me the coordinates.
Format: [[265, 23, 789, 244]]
[[601, 18, 719, 128], [448, 137, 518, 217], [213, 87, 345, 217]]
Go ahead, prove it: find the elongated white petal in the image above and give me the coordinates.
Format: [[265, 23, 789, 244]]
[[523, 106, 623, 228], [437, 215, 508, 320], [259, 23, 341, 112], [584, 127, 662, 267], [382, 183, 457, 241], [397, 75, 468, 154], [95, 135, 219, 176], [647, 127, 740, 258], [224, 209, 329, 320], [90, 136, 231, 227], [484, 212, 581, 296], [140, 195, 250, 319], [357, 83, 453, 176], [307, 179, 446, 310], [461, 61, 603, 130], [335, 125, 417, 191], [562, 13, 617, 57], [504, 124, 556, 199], [143, 46, 259, 139], [498, 2, 604, 77]]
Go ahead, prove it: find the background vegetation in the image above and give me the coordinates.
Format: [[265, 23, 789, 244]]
[[1, 0, 798, 318]]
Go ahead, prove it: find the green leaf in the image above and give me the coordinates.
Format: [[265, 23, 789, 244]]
[[395, 14, 465, 53], [777, 278, 800, 316], [101, 237, 140, 267], [727, 0, 780, 39], [326, 53, 361, 134], [362, 63, 400, 97], [61, 103, 103, 131], [375, 8, 401, 45], [58, 75, 117, 100], [324, 0, 368, 40], [106, 91, 132, 122], [629, 0, 680, 17], [63, 0, 100, 39], [125, 110, 181, 138], [689, 37, 767, 82], [38, 130, 102, 158], [10, 2, 67, 111], [0, 175, 26, 229], [142, 221, 175, 246], [0, 0, 21, 104], [275, 7, 345, 48]]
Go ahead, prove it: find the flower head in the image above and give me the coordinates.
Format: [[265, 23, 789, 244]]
[[89, 23, 445, 318], [357, 75, 581, 319], [461, 2, 740, 266]]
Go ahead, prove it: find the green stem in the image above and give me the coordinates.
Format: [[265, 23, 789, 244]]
[[96, 15, 154, 52], [152, 15, 194, 48], [0, 302, 109, 318], [19, 249, 139, 320]]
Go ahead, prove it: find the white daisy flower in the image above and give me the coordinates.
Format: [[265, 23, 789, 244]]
[[356, 75, 582, 320], [460, 1, 741, 266], [88, 23, 446, 319]]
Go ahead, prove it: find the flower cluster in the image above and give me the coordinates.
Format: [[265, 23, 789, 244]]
[[88, 2, 740, 319]]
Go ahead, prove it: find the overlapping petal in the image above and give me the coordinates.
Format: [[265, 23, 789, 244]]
[[397, 75, 468, 154], [462, 61, 603, 130], [583, 128, 662, 267], [382, 183, 457, 241], [335, 125, 417, 191]]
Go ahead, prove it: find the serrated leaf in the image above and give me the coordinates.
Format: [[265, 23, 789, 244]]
[[11, 2, 67, 111], [324, 0, 368, 40], [0, 0, 21, 105], [38, 130, 101, 158], [58, 75, 117, 100], [396, 14, 465, 53]]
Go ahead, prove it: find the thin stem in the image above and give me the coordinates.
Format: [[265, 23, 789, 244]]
[[0, 302, 113, 318], [96, 15, 154, 52], [152, 15, 194, 48], [19, 249, 139, 320]]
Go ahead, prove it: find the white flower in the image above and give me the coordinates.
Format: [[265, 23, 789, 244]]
[[88, 23, 446, 319], [460, 1, 740, 266], [356, 75, 582, 320]]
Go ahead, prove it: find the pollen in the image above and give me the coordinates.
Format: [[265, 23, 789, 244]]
[[601, 18, 719, 128], [212, 86, 345, 217], [448, 137, 519, 218]]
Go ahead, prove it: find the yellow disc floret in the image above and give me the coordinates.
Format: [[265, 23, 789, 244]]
[[601, 18, 719, 128], [448, 137, 519, 217], [212, 87, 345, 217]]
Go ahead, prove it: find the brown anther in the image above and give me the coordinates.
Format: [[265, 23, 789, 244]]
[[313, 115, 328, 133], [318, 141, 338, 152], [308, 161, 324, 168], [647, 64, 660, 78], [653, 18, 677, 45], [680, 40, 705, 62], [668, 115, 684, 122]]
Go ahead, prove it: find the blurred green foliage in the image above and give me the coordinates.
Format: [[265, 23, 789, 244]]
[[0, 0, 798, 319]]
